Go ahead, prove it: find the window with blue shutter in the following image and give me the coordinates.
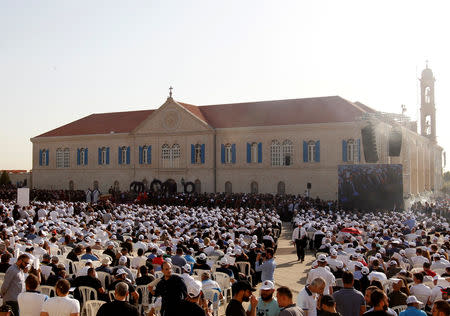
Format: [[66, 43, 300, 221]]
[[106, 147, 110, 164], [46, 149, 49, 166], [39, 149, 42, 166], [147, 146, 151, 164], [77, 149, 81, 165], [231, 144, 236, 164], [191, 144, 195, 164], [258, 142, 262, 163], [201, 144, 205, 164], [98, 148, 102, 165], [303, 141, 308, 162], [221, 144, 225, 164], [247, 143, 251, 163], [139, 146, 143, 164], [126, 146, 130, 164], [357, 139, 361, 162], [84, 148, 88, 165], [315, 141, 320, 162], [118, 147, 122, 164], [342, 140, 347, 162]]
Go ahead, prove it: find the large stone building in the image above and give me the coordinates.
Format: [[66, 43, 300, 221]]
[[31, 67, 443, 200]]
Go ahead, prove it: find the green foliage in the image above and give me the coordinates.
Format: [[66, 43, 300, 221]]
[[0, 171, 10, 186], [444, 171, 450, 182]]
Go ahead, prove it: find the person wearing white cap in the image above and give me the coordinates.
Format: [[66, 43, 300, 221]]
[[247, 280, 280, 316], [388, 278, 407, 308], [113, 256, 135, 283], [399, 296, 427, 316], [180, 264, 195, 286], [306, 254, 335, 295], [168, 279, 209, 316]]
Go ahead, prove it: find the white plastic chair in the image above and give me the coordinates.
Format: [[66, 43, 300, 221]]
[[214, 272, 232, 303], [203, 288, 220, 316], [97, 271, 112, 289], [136, 284, 151, 314], [39, 285, 56, 297], [236, 261, 252, 284], [154, 271, 164, 279], [172, 265, 182, 274], [0, 273, 5, 281], [392, 305, 407, 314], [84, 300, 105, 316]]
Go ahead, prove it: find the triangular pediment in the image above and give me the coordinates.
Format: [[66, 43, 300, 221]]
[[133, 98, 212, 134]]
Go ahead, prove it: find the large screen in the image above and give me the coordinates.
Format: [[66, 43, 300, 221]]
[[338, 164, 403, 210]]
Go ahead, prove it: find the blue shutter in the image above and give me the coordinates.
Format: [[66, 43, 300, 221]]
[[147, 146, 152, 164], [231, 144, 236, 164], [246, 143, 251, 163], [106, 147, 110, 164], [315, 140, 320, 162], [139, 146, 143, 164], [126, 146, 130, 164], [342, 140, 347, 162], [357, 139, 361, 162], [84, 148, 88, 165], [77, 149, 80, 165], [221, 144, 225, 164], [303, 141, 308, 162], [46, 149, 49, 166], [39, 150, 42, 166], [98, 148, 102, 165], [201, 144, 205, 164], [118, 147, 121, 164], [191, 144, 195, 164], [258, 142, 262, 163]]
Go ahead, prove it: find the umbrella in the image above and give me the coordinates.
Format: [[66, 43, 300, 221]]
[[340, 227, 362, 235]]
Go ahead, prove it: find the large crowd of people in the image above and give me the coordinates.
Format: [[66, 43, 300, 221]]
[[0, 186, 448, 316]]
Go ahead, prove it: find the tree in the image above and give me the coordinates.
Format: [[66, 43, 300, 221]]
[[444, 171, 450, 182], [0, 171, 11, 186]]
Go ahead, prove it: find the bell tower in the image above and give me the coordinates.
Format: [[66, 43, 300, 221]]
[[420, 62, 436, 141]]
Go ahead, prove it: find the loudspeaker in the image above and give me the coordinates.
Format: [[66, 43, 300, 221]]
[[307, 182, 311, 189], [361, 123, 379, 163], [389, 128, 402, 156]]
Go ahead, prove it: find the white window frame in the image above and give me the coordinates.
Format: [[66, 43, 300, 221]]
[[63, 148, 70, 168], [251, 142, 258, 163], [225, 144, 232, 164], [194, 144, 202, 164], [56, 148, 63, 168], [271, 140, 281, 166], [101, 147, 107, 165], [142, 145, 148, 164], [307, 141, 316, 162], [282, 140, 293, 166]]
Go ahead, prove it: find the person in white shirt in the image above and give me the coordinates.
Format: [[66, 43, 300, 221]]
[[18, 274, 48, 316], [411, 248, 430, 266], [327, 249, 344, 272], [306, 254, 335, 295], [40, 279, 80, 316], [297, 277, 325, 316], [409, 272, 432, 308], [431, 254, 449, 271], [292, 223, 307, 262], [130, 248, 147, 269]]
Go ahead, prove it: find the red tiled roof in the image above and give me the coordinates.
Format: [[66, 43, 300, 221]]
[[197, 96, 370, 128], [35, 96, 374, 137], [35, 110, 154, 137]]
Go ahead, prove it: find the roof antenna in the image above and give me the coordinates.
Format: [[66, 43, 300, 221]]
[[169, 86, 173, 98]]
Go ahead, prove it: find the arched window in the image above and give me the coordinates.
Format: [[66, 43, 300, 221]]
[[271, 140, 281, 166], [425, 86, 431, 104], [194, 179, 201, 194], [277, 181, 285, 195], [282, 140, 293, 166], [347, 139, 355, 162], [56, 148, 63, 168], [425, 115, 432, 135], [93, 180, 99, 190], [63, 148, 70, 167], [225, 144, 232, 164], [142, 146, 148, 164], [225, 181, 232, 194], [41, 150, 48, 166], [172, 144, 180, 168], [69, 180, 74, 191], [162, 144, 171, 168], [251, 143, 258, 163], [307, 141, 316, 162], [251, 181, 258, 194]]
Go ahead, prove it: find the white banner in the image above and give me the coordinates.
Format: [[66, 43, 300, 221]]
[[17, 188, 30, 207]]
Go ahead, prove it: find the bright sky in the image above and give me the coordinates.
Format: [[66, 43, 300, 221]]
[[1, 0, 449, 171]]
